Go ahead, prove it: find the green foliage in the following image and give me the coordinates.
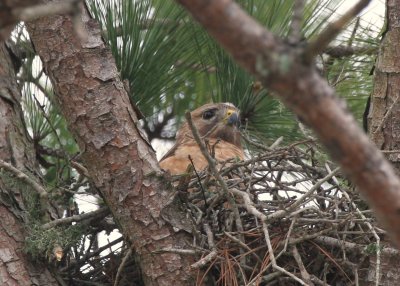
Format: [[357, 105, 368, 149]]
[[0, 169, 84, 261], [87, 0, 381, 144], [16, 25, 79, 185], [365, 243, 383, 255], [325, 19, 381, 120], [0, 169, 44, 221], [88, 0, 201, 115], [25, 223, 85, 260]]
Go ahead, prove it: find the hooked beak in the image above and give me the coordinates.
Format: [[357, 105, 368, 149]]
[[224, 109, 240, 127]]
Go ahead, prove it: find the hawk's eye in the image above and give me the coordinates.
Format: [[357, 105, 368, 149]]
[[202, 109, 216, 120]]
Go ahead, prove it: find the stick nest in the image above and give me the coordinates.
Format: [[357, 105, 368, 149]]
[[173, 139, 391, 286]]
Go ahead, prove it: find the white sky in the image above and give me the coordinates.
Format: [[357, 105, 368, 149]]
[[340, 0, 385, 26], [78, 0, 388, 255]]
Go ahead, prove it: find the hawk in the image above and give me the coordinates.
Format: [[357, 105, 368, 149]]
[[159, 102, 244, 175]]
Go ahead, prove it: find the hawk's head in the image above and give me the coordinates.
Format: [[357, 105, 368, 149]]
[[159, 102, 244, 175], [177, 102, 242, 148]]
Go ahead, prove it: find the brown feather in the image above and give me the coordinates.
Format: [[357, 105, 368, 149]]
[[159, 103, 244, 175]]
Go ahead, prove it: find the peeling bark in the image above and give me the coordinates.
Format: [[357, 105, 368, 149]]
[[362, 1, 400, 284], [27, 3, 198, 286], [175, 0, 400, 247], [368, 1, 400, 167], [0, 44, 57, 286]]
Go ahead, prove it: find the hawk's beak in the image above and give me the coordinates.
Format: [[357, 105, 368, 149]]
[[224, 109, 240, 127]]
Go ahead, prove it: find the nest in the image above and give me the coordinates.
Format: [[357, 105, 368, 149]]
[[53, 138, 397, 285], [172, 139, 392, 286]]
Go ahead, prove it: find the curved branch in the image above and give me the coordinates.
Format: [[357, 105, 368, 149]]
[[176, 0, 400, 247]]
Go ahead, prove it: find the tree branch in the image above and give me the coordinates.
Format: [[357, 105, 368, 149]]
[[305, 0, 372, 60], [176, 0, 400, 248], [27, 2, 200, 285], [42, 206, 109, 230], [0, 0, 82, 41]]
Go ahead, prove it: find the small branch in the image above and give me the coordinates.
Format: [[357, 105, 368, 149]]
[[190, 223, 217, 269], [288, 0, 305, 44], [292, 245, 313, 285], [262, 222, 307, 285], [0, 159, 48, 214], [304, 0, 372, 60], [224, 231, 263, 264], [14, 0, 81, 23], [71, 160, 90, 178], [42, 207, 109, 230], [113, 247, 132, 286], [185, 112, 247, 238], [373, 94, 400, 134], [62, 237, 124, 271], [153, 248, 199, 255], [267, 167, 340, 220], [314, 236, 399, 256], [0, 159, 47, 198], [324, 45, 377, 58]]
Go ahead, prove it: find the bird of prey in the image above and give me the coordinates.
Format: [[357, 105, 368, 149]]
[[159, 102, 244, 175]]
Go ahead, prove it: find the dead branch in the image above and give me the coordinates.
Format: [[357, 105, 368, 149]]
[[42, 206, 110, 230], [176, 0, 400, 248], [305, 0, 372, 60]]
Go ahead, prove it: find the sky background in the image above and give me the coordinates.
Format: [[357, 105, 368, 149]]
[[77, 0, 388, 252], [340, 0, 385, 26]]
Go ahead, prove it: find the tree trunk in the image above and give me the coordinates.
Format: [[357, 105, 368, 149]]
[[364, 0, 400, 285], [368, 1, 400, 169], [26, 3, 199, 286], [0, 44, 58, 285]]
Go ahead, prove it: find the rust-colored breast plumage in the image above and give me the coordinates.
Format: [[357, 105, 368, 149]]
[[159, 139, 244, 175], [159, 103, 244, 175]]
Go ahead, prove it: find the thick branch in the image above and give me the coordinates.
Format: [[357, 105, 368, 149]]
[[176, 0, 400, 247], [27, 3, 199, 285]]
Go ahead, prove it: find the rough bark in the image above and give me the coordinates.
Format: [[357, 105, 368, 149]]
[[26, 4, 198, 286], [0, 44, 58, 286], [363, 1, 400, 284], [368, 1, 400, 168], [175, 0, 400, 248]]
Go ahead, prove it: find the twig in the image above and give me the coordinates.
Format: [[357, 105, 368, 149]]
[[42, 207, 109, 230], [262, 222, 308, 285], [283, 217, 297, 252], [153, 248, 199, 255], [191, 223, 217, 269], [269, 136, 284, 149], [71, 160, 90, 178], [288, 0, 305, 44], [113, 247, 132, 286], [62, 237, 124, 271], [292, 245, 313, 285], [373, 93, 400, 134], [185, 111, 247, 242], [305, 0, 372, 60], [325, 162, 381, 286], [0, 159, 48, 216], [267, 167, 340, 220], [224, 231, 262, 264], [188, 155, 208, 208], [324, 45, 377, 58], [14, 0, 81, 22]]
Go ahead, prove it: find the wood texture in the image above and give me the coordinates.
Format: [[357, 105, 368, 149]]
[[27, 4, 199, 286], [176, 0, 400, 248], [0, 44, 57, 286]]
